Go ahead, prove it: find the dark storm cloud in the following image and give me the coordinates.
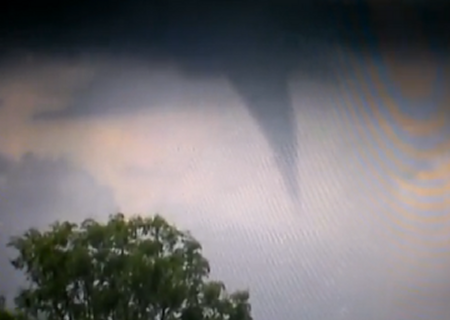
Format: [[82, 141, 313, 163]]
[[2, 1, 449, 204], [18, 2, 346, 204], [0, 152, 117, 300]]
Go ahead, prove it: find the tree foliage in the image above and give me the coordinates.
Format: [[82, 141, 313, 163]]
[[7, 213, 252, 320]]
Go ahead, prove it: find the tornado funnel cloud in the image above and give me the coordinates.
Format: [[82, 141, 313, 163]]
[[227, 69, 299, 204]]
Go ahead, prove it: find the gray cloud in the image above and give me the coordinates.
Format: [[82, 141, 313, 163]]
[[23, 4, 348, 207], [33, 54, 307, 205], [22, 2, 449, 208]]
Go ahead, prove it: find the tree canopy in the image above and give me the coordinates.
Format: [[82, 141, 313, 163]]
[[5, 213, 253, 320]]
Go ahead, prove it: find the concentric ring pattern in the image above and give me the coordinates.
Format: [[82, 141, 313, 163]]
[[333, 6, 450, 296]]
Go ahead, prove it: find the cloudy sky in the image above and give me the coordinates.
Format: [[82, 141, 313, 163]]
[[1, 2, 450, 319]]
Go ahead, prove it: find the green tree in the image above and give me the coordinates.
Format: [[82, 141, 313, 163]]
[[7, 213, 252, 320]]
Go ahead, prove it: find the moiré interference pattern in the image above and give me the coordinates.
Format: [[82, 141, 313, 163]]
[[334, 7, 450, 303]]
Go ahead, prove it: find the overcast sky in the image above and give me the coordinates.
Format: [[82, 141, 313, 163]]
[[1, 2, 450, 320]]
